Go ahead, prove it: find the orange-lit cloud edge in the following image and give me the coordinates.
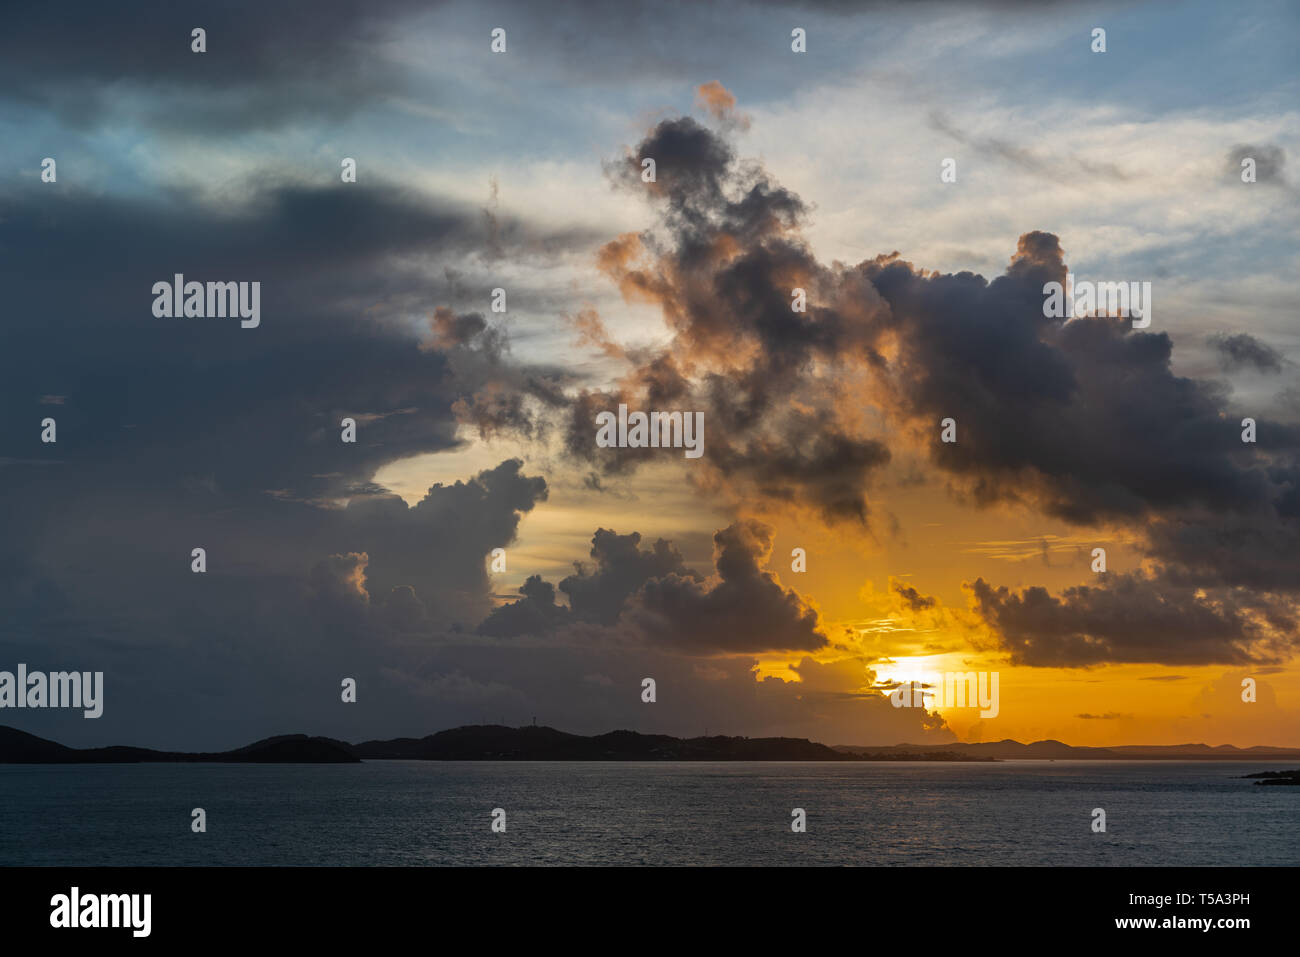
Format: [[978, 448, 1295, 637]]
[[380, 83, 1299, 749]]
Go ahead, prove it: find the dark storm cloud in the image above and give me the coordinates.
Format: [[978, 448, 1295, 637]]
[[969, 573, 1299, 667], [0, 181, 590, 478], [582, 115, 1298, 537], [632, 520, 828, 653], [3, 181, 594, 286], [571, 116, 891, 522], [700, 407, 890, 523], [610, 117, 752, 240], [0, 467, 555, 754], [857, 229, 1300, 664], [0, 180, 587, 498], [450, 521, 947, 744], [330, 459, 549, 623], [477, 575, 568, 637], [864, 237, 1298, 525], [0, 448, 550, 751], [563, 111, 1300, 667], [559, 529, 701, 626], [0, 166, 574, 746], [1208, 331, 1287, 373], [475, 521, 826, 653], [1142, 509, 1300, 593], [0, 0, 438, 131]]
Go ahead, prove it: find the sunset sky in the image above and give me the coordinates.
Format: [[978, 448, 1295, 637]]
[[1, 0, 1297, 750]]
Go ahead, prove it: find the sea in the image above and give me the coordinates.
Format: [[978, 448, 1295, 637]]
[[1, 760, 1295, 866]]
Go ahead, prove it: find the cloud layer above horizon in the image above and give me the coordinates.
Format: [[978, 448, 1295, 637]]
[[2, 0, 1297, 749]]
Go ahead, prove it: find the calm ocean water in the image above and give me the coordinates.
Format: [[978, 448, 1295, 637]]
[[1, 760, 1295, 866]]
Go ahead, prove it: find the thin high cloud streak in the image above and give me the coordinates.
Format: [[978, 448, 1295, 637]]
[[928, 111, 1132, 183]]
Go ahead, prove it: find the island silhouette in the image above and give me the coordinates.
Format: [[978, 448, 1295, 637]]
[[1242, 768, 1300, 785], [5, 724, 1300, 764]]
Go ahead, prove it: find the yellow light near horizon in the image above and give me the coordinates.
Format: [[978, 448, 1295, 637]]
[[873, 655, 946, 691], [873, 654, 980, 711]]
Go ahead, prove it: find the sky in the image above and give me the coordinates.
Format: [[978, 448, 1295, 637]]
[[1, 0, 1298, 750]]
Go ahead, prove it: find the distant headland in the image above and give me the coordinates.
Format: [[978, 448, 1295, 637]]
[[0, 726, 360, 763], [1, 724, 986, 763], [3, 724, 1298, 764]]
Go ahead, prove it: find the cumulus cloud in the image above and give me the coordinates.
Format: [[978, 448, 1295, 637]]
[[632, 520, 829, 652], [478, 575, 567, 637], [548, 113, 1300, 667], [968, 573, 1298, 667], [566, 116, 1297, 537], [560, 529, 701, 626], [565, 116, 892, 522], [309, 551, 371, 605], [475, 520, 827, 653]]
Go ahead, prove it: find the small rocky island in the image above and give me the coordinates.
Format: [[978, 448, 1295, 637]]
[[1241, 768, 1300, 786]]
